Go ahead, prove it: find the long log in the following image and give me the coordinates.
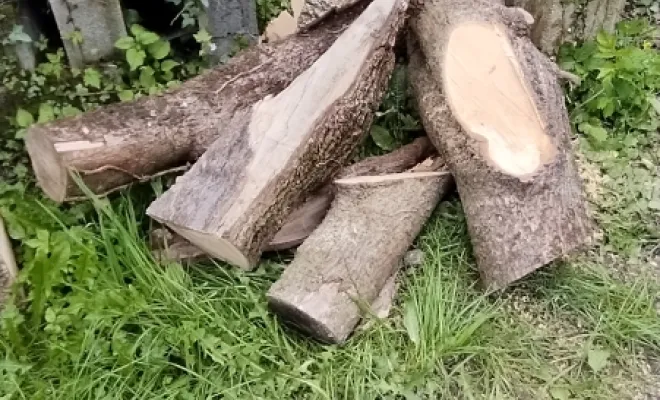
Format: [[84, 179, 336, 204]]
[[23, 5, 365, 203], [266, 161, 452, 344], [0, 216, 18, 309], [408, 0, 594, 290], [146, 0, 409, 271], [151, 136, 435, 261]]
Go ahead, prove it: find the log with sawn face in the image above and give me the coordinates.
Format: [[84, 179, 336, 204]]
[[23, 5, 366, 203], [408, 0, 594, 290], [146, 0, 410, 271]]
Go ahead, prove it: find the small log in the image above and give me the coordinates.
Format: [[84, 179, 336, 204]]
[[24, 7, 363, 203], [146, 0, 408, 271], [151, 136, 435, 261], [408, 0, 594, 290], [0, 216, 18, 308], [266, 162, 452, 344]]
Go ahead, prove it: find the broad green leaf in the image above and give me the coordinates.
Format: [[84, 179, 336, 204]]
[[83, 68, 101, 89], [61, 105, 82, 118], [15, 108, 34, 128], [114, 36, 135, 50], [118, 90, 134, 102], [403, 301, 419, 345], [580, 123, 608, 143], [147, 40, 171, 60], [139, 66, 156, 88], [648, 200, 660, 210], [370, 125, 396, 151], [8, 24, 32, 43], [587, 347, 610, 373], [37, 103, 55, 123], [45, 308, 56, 323], [137, 31, 160, 45], [160, 59, 179, 72], [130, 24, 147, 37], [126, 48, 146, 70]]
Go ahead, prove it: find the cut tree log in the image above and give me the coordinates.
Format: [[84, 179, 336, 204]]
[[408, 0, 594, 290], [151, 136, 435, 261], [146, 0, 409, 271], [24, 6, 365, 203], [0, 216, 18, 309], [266, 161, 452, 344], [507, 0, 625, 55]]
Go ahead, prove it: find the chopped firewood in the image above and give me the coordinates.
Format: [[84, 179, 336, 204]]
[[23, 6, 365, 203], [408, 0, 594, 290], [0, 216, 18, 309], [266, 160, 453, 344], [146, 0, 409, 271], [151, 136, 435, 262]]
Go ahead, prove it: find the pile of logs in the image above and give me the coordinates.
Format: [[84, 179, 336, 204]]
[[21, 0, 599, 344]]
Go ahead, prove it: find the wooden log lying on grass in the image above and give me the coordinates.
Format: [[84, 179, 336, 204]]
[[407, 0, 594, 291], [23, 5, 365, 203], [151, 136, 435, 261], [0, 216, 18, 309], [146, 0, 409, 271], [266, 159, 452, 344]]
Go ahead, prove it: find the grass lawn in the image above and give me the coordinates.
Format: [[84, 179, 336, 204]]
[[1, 10, 660, 400]]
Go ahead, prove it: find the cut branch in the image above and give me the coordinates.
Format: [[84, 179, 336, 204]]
[[0, 216, 18, 309], [408, 0, 594, 290], [266, 163, 452, 344], [151, 136, 434, 261], [146, 0, 409, 271], [24, 6, 365, 203]]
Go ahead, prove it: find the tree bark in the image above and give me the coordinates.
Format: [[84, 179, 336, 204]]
[[0, 216, 18, 309], [297, 0, 364, 31], [408, 0, 595, 290], [146, 0, 409, 271], [506, 0, 625, 55], [151, 136, 435, 261], [266, 163, 452, 344], [24, 6, 364, 203]]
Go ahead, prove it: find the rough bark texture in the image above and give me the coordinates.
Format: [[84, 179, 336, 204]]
[[0, 216, 18, 309], [207, 0, 259, 64], [146, 0, 408, 271], [506, 0, 626, 55], [151, 136, 435, 261], [266, 167, 452, 344], [24, 8, 363, 203], [297, 0, 364, 31], [48, 0, 127, 68], [408, 0, 594, 290]]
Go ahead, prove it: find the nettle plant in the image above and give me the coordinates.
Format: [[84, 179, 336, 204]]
[[558, 19, 660, 152]]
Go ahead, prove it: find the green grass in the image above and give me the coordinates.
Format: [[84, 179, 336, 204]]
[[1, 178, 659, 398]]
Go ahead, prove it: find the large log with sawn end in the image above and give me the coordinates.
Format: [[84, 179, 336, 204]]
[[408, 0, 594, 290]]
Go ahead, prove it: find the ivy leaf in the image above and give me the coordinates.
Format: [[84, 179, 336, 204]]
[[579, 123, 608, 143], [403, 301, 420, 345], [61, 105, 82, 118], [15, 108, 34, 128], [126, 48, 146, 71], [114, 36, 135, 50], [147, 40, 171, 60], [587, 347, 610, 373], [118, 90, 134, 102], [193, 29, 212, 44], [83, 68, 101, 89], [370, 125, 396, 151], [160, 59, 179, 72], [37, 103, 55, 123]]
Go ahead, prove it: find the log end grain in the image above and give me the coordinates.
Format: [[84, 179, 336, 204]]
[[25, 128, 70, 203]]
